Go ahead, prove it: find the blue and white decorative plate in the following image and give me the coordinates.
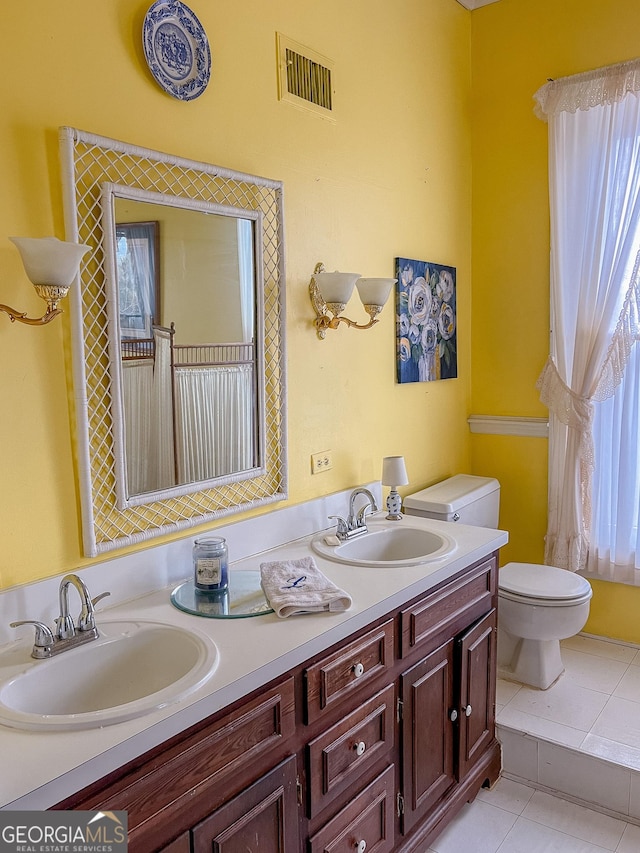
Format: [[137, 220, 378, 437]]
[[142, 0, 211, 101]]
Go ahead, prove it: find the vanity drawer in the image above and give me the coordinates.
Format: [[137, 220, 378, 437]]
[[309, 764, 395, 853], [307, 684, 395, 817], [305, 619, 394, 724], [61, 677, 295, 850], [400, 557, 496, 658]]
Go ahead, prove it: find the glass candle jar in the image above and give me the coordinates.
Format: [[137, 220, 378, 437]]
[[193, 536, 229, 592]]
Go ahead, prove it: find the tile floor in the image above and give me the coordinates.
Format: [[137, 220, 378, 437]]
[[427, 777, 640, 853], [497, 634, 640, 769], [427, 634, 640, 851]]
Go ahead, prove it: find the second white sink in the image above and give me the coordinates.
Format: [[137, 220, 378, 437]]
[[312, 521, 456, 567], [0, 619, 218, 731]]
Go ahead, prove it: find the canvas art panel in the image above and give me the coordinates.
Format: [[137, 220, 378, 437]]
[[395, 257, 457, 383]]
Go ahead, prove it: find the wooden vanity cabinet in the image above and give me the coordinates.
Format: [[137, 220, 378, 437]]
[[55, 553, 501, 853]]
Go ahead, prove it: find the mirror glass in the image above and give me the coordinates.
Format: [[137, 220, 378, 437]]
[[60, 127, 286, 557], [103, 186, 262, 505]]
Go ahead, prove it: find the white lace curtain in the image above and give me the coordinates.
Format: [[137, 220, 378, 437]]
[[534, 59, 640, 572]]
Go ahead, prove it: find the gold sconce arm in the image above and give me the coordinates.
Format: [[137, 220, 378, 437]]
[[309, 262, 395, 340], [1, 238, 90, 328]]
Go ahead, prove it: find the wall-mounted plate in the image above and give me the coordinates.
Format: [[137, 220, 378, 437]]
[[142, 0, 211, 101]]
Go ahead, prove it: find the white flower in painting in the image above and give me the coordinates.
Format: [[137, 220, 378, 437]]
[[408, 323, 421, 345], [400, 264, 414, 289], [398, 312, 410, 337], [437, 269, 454, 303], [408, 277, 431, 325], [438, 303, 455, 340], [421, 319, 438, 352]]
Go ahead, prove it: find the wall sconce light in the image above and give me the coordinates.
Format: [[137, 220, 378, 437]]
[[382, 455, 409, 520], [0, 237, 90, 326], [309, 262, 396, 339]]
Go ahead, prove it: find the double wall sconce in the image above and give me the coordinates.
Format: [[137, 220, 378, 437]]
[[1, 237, 89, 326], [310, 262, 396, 340]]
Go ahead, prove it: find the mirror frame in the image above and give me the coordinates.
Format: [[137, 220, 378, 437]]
[[59, 127, 287, 556]]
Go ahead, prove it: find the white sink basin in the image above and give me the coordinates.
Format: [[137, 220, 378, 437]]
[[0, 620, 218, 731], [311, 522, 456, 567]]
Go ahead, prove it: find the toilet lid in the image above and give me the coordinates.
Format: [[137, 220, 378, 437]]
[[499, 562, 592, 600]]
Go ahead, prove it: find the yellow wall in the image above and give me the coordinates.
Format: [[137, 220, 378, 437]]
[[471, 0, 640, 640], [0, 0, 472, 588]]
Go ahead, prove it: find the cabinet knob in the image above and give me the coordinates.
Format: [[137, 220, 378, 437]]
[[449, 709, 458, 722], [355, 841, 366, 853], [464, 704, 472, 717], [354, 740, 366, 757], [352, 662, 365, 678]]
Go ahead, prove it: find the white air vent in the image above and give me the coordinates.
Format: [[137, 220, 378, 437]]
[[276, 33, 335, 119]]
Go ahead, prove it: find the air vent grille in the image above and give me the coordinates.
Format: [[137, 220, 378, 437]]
[[277, 34, 335, 118]]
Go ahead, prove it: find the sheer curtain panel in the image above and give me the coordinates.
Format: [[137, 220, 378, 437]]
[[534, 59, 640, 575]]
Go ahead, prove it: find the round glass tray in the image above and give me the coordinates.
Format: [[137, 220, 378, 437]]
[[170, 571, 273, 619]]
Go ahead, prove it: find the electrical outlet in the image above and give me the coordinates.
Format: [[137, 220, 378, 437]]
[[311, 450, 333, 474]]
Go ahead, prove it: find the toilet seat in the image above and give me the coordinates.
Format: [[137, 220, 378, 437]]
[[498, 562, 593, 607]]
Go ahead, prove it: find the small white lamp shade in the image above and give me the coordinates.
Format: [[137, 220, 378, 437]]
[[382, 455, 409, 487], [314, 270, 361, 305], [9, 237, 90, 287], [356, 278, 396, 309]]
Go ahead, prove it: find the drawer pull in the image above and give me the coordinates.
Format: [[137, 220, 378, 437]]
[[355, 841, 366, 853], [354, 740, 366, 757], [464, 704, 473, 717], [352, 662, 365, 678], [449, 709, 458, 722]]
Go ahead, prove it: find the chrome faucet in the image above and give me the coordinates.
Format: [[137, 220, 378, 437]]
[[10, 573, 110, 659], [330, 488, 379, 541]]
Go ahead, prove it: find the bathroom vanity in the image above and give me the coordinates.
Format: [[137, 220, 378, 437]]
[[0, 508, 506, 853], [52, 548, 501, 851]]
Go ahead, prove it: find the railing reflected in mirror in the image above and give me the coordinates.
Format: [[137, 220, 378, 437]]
[[60, 127, 286, 556]]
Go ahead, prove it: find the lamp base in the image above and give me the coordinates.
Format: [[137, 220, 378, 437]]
[[385, 488, 403, 521]]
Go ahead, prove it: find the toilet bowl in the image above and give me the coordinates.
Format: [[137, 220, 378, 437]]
[[403, 475, 593, 690], [497, 562, 592, 689]]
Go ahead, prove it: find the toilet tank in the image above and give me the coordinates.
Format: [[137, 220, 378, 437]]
[[403, 474, 500, 528]]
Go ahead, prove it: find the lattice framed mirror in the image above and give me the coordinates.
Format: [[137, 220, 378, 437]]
[[60, 127, 287, 556]]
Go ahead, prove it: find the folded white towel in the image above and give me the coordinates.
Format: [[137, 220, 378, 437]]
[[260, 556, 352, 618]]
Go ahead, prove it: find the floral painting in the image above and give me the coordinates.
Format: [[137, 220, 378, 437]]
[[395, 257, 457, 383]]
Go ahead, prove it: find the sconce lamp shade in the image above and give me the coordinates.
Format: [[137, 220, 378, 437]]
[[382, 455, 409, 487], [9, 237, 90, 287], [356, 277, 396, 309], [313, 270, 361, 306]]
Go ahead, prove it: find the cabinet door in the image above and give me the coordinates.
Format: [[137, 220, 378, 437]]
[[192, 756, 298, 853], [399, 639, 455, 835], [457, 609, 497, 780]]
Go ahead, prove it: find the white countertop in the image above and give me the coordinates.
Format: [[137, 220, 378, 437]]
[[0, 514, 507, 810]]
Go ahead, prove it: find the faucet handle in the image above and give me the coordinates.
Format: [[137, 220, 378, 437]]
[[91, 591, 111, 608], [78, 590, 111, 632], [10, 620, 55, 655], [328, 515, 349, 537]]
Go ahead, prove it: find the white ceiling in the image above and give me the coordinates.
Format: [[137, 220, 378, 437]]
[[456, 0, 501, 9]]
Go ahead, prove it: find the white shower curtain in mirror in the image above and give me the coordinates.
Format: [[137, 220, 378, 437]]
[[534, 59, 640, 573], [122, 327, 175, 495], [174, 365, 254, 483]]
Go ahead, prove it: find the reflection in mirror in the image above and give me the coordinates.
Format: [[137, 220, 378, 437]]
[[103, 186, 263, 506]]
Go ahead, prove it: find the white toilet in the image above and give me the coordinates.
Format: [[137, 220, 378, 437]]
[[403, 474, 593, 690]]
